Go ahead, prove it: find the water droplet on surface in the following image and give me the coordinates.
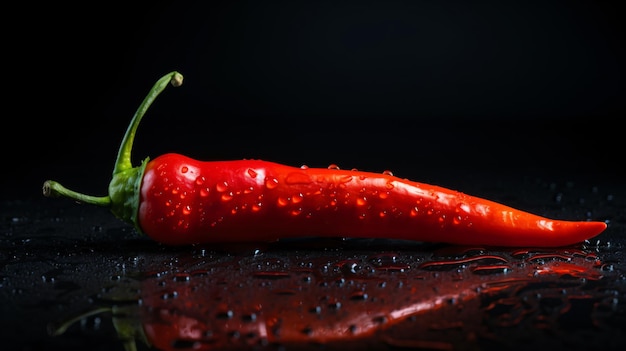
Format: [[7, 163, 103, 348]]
[[281, 190, 299, 203], [161, 290, 178, 299], [290, 208, 303, 216], [216, 181, 229, 192], [247, 168, 258, 178], [328, 164, 340, 170], [455, 215, 468, 225], [382, 170, 393, 176], [350, 291, 368, 301], [194, 176, 205, 185], [173, 273, 190, 282], [182, 205, 191, 215], [221, 192, 233, 201], [265, 177, 279, 189], [309, 306, 321, 314], [328, 301, 342, 310], [242, 313, 257, 322], [555, 192, 563, 203], [181, 166, 188, 173], [216, 310, 234, 319], [277, 197, 289, 207]]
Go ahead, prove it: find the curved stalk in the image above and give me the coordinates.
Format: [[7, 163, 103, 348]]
[[113, 71, 183, 175], [42, 71, 183, 211], [42, 180, 111, 206]]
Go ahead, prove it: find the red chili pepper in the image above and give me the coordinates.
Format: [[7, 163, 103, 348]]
[[42, 71, 607, 247]]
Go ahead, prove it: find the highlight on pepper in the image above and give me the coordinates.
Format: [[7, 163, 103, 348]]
[[42, 71, 608, 247]]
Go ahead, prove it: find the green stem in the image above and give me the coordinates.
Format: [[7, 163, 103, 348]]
[[48, 304, 147, 351], [113, 71, 183, 175], [43, 180, 111, 206], [48, 306, 112, 336], [41, 71, 184, 210]]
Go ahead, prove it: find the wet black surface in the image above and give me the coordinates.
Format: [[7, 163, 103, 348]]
[[2, 173, 625, 351]]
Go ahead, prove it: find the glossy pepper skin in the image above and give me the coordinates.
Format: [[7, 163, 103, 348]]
[[43, 71, 607, 247]]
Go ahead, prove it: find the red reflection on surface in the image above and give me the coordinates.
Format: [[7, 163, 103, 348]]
[[134, 245, 606, 350], [534, 261, 603, 280]]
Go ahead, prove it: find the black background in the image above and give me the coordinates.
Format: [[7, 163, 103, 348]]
[[3, 0, 624, 201]]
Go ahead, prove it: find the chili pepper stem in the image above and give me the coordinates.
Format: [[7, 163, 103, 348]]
[[113, 71, 183, 175], [48, 306, 112, 336], [48, 304, 147, 351], [42, 180, 111, 207], [42, 71, 184, 228]]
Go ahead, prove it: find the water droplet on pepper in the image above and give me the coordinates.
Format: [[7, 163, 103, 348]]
[[182, 205, 191, 215], [216, 181, 229, 192], [290, 208, 302, 216], [195, 176, 205, 185], [291, 193, 304, 204], [265, 177, 279, 189], [200, 187, 210, 197], [247, 168, 258, 178]]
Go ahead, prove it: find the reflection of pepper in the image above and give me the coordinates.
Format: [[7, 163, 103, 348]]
[[42, 71, 606, 247], [49, 246, 607, 350]]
